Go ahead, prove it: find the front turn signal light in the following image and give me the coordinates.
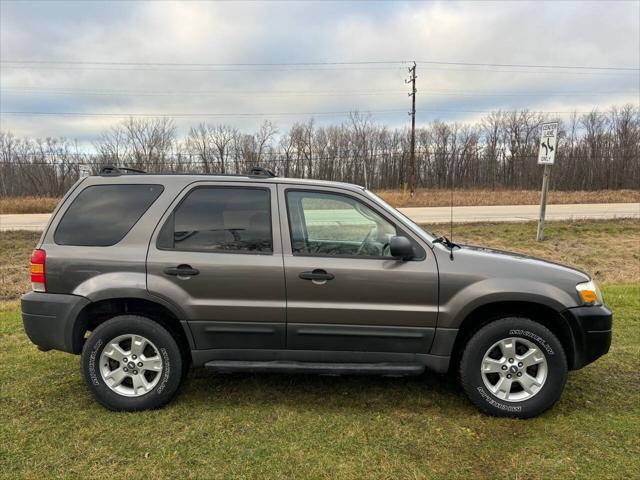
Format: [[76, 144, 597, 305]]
[[576, 280, 603, 306]]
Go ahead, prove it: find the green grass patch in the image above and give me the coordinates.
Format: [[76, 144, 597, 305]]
[[1, 284, 638, 479]]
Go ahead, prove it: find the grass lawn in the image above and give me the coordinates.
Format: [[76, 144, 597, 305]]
[[1, 219, 639, 478], [377, 188, 639, 209]]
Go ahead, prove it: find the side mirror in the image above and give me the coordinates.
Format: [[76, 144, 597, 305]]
[[389, 236, 414, 261]]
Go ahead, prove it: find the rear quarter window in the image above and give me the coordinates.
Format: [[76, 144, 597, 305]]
[[54, 184, 164, 246]]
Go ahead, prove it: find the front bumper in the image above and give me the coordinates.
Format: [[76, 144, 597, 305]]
[[562, 304, 612, 370], [21, 291, 90, 353]]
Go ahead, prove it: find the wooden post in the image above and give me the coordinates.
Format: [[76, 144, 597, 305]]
[[407, 62, 417, 197], [536, 164, 552, 241]]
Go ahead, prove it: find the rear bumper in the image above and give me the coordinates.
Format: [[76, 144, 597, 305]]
[[562, 304, 612, 370], [21, 291, 90, 354]]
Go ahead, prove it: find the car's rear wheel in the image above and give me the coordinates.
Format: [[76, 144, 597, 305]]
[[81, 315, 183, 411], [459, 317, 567, 418]]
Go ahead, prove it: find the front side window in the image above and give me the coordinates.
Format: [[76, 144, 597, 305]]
[[286, 190, 397, 258], [54, 184, 164, 246], [159, 187, 272, 253]]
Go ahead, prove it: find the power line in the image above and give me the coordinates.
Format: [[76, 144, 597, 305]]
[[0, 108, 618, 118], [1, 60, 409, 67], [3, 59, 638, 71], [0, 88, 407, 98], [0, 109, 407, 118], [0, 65, 404, 73], [2, 87, 635, 98], [415, 60, 639, 72], [2, 65, 635, 77]]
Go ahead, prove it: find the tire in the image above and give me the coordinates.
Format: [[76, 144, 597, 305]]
[[81, 314, 184, 412], [459, 317, 567, 419]]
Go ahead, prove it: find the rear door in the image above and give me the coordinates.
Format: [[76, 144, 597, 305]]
[[278, 185, 439, 354], [147, 182, 286, 350]]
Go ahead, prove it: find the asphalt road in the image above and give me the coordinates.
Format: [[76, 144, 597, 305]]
[[1, 203, 638, 232]]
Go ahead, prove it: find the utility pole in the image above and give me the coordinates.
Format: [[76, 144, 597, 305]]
[[406, 62, 417, 197]]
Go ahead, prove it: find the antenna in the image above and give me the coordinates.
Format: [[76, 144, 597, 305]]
[[450, 184, 454, 239], [449, 163, 455, 260]]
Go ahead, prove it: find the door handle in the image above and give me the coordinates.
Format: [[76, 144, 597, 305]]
[[299, 269, 335, 281], [164, 265, 200, 277]]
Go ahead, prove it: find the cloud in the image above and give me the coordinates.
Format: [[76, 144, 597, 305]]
[[1, 0, 638, 145]]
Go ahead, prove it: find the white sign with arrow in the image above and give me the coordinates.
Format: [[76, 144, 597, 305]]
[[538, 122, 558, 165], [536, 121, 559, 241]]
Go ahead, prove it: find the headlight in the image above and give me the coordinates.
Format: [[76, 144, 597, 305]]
[[576, 280, 603, 306]]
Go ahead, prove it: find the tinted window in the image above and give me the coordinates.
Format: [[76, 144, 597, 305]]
[[286, 191, 397, 258], [162, 187, 272, 253], [55, 184, 163, 246]]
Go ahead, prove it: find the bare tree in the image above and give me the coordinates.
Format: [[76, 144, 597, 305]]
[[2, 103, 638, 197]]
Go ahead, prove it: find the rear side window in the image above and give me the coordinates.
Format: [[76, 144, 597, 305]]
[[54, 184, 164, 246], [158, 187, 272, 253]]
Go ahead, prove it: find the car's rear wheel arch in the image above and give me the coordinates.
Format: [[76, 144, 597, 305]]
[[73, 298, 191, 366], [450, 301, 576, 372]]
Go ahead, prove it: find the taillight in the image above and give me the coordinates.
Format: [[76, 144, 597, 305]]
[[30, 249, 46, 292]]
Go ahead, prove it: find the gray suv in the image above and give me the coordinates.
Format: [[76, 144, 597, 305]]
[[21, 167, 612, 418]]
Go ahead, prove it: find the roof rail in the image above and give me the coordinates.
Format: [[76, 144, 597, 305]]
[[100, 165, 147, 176], [249, 166, 277, 178]]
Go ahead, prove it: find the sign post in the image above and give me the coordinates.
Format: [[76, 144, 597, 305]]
[[536, 122, 558, 241]]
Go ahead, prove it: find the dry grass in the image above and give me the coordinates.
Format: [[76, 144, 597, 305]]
[[0, 230, 42, 302], [378, 188, 640, 208], [1, 189, 639, 214], [0, 196, 61, 214]]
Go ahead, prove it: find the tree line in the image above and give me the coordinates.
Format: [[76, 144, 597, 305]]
[[0, 104, 638, 197]]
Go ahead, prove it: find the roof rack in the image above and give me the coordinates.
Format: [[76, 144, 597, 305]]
[[100, 165, 147, 176], [249, 166, 277, 178], [98, 164, 276, 178]]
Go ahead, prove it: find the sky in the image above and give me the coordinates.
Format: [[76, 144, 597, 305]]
[[0, 0, 639, 146]]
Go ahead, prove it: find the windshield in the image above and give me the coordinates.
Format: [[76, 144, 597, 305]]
[[364, 190, 438, 241]]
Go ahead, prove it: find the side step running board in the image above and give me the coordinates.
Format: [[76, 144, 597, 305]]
[[204, 360, 425, 377]]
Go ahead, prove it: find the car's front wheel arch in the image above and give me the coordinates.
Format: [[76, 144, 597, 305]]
[[449, 300, 576, 374]]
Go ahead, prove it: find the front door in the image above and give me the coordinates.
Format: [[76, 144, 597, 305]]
[[147, 182, 286, 350], [278, 185, 439, 354]]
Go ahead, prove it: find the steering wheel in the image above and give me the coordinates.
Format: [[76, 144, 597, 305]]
[[356, 226, 377, 256]]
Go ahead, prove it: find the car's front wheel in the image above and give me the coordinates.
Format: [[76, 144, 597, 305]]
[[459, 317, 567, 418], [81, 315, 184, 411]]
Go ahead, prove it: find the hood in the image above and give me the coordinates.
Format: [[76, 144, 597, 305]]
[[445, 243, 591, 284]]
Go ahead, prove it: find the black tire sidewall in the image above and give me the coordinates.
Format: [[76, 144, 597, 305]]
[[460, 317, 567, 418], [81, 315, 183, 411]]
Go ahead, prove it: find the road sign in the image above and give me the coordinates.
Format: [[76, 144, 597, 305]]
[[536, 122, 558, 241], [538, 122, 558, 165]]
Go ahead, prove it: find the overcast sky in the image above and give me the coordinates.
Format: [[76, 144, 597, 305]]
[[1, 0, 638, 146]]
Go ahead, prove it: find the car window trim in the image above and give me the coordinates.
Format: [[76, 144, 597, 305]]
[[283, 187, 425, 261], [53, 183, 165, 247], [156, 184, 275, 255]]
